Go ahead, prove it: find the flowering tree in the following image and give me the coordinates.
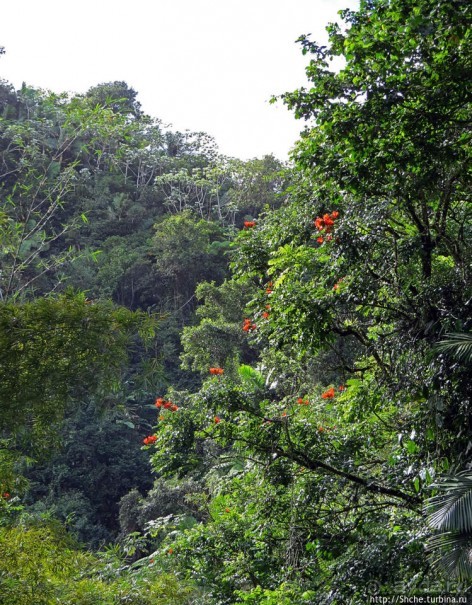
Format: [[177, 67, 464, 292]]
[[140, 0, 472, 602]]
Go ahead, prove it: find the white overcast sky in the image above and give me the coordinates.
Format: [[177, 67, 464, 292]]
[[1, 0, 357, 161]]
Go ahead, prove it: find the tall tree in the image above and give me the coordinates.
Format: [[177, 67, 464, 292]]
[[141, 1, 472, 601]]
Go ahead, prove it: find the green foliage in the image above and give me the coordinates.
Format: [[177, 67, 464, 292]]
[[24, 404, 154, 546], [145, 366, 437, 601], [0, 522, 89, 605], [180, 279, 257, 374], [223, 154, 287, 221], [237, 365, 265, 390], [0, 291, 155, 450], [153, 152, 285, 226], [84, 81, 142, 117], [0, 88, 144, 300], [235, 585, 308, 605], [2, 0, 471, 600], [0, 522, 197, 604], [0, 442, 31, 511], [151, 211, 230, 306]]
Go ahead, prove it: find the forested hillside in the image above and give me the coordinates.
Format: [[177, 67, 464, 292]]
[[1, 0, 471, 603]]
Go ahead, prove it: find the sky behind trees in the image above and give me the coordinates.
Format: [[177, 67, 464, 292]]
[[0, 0, 356, 160]]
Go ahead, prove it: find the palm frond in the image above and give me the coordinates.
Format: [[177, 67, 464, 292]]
[[427, 532, 472, 580], [435, 333, 472, 363], [426, 472, 472, 533], [425, 471, 472, 580]]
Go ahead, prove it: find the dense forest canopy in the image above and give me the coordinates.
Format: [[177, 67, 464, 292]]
[[1, 0, 471, 603]]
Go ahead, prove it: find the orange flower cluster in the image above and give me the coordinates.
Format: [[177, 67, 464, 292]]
[[297, 397, 310, 406], [314, 211, 339, 244], [314, 211, 339, 231], [155, 397, 179, 411], [143, 435, 157, 445], [209, 367, 224, 375], [321, 387, 336, 399], [242, 318, 257, 332], [262, 311, 270, 319], [244, 220, 256, 228], [338, 385, 346, 391], [2, 492, 10, 499], [214, 416, 221, 424], [265, 281, 273, 294]]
